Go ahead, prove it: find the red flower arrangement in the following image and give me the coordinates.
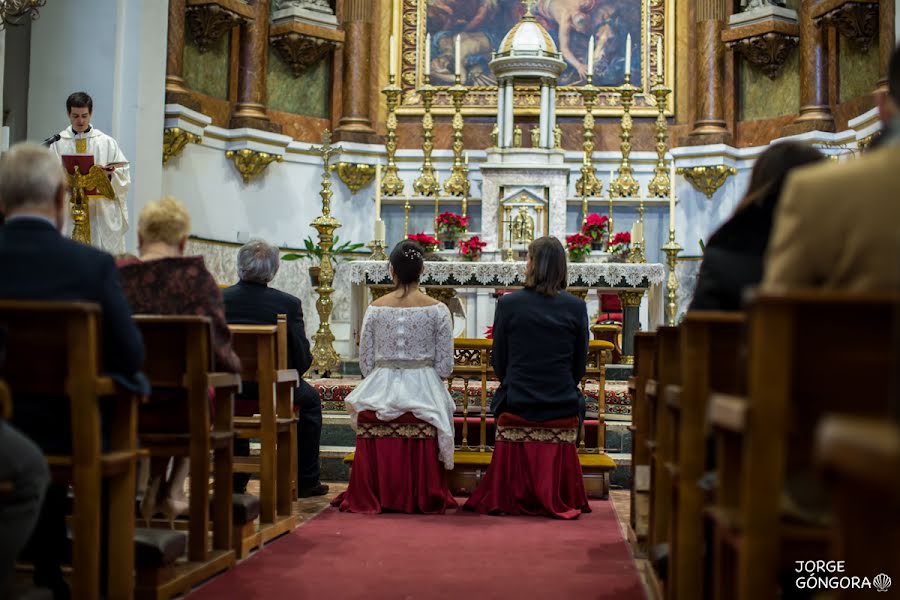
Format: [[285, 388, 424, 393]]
[[407, 232, 440, 252], [484, 325, 494, 339], [435, 212, 469, 236], [458, 236, 487, 261], [581, 213, 609, 242], [565, 232, 592, 260], [607, 231, 631, 256]]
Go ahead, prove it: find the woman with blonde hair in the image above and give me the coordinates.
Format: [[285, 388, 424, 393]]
[[119, 196, 240, 523]]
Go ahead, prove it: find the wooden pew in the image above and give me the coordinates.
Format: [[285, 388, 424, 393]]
[[0, 300, 139, 600], [134, 315, 239, 599], [669, 312, 745, 600], [708, 292, 897, 600], [816, 416, 900, 599], [228, 314, 298, 557], [647, 325, 680, 582], [629, 331, 657, 550]]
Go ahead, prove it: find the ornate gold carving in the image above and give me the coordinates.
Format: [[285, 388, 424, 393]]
[[661, 231, 683, 327], [618, 289, 645, 308], [67, 165, 116, 246], [309, 130, 343, 375], [270, 33, 338, 77], [727, 32, 799, 79], [336, 162, 376, 194], [186, 2, 251, 53], [648, 77, 672, 196], [225, 148, 282, 183], [424, 287, 457, 307], [443, 75, 471, 197], [382, 74, 405, 196], [610, 75, 642, 198], [163, 127, 200, 164], [0, 0, 46, 28], [677, 165, 736, 199], [569, 287, 589, 301], [575, 76, 603, 208], [413, 84, 440, 197], [814, 0, 878, 53]]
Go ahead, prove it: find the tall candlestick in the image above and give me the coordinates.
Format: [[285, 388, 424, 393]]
[[374, 218, 385, 243], [375, 163, 382, 219], [425, 33, 431, 76], [624, 33, 632, 77], [656, 37, 663, 81], [669, 161, 676, 231], [587, 35, 595, 76], [389, 35, 396, 78], [455, 34, 461, 76]]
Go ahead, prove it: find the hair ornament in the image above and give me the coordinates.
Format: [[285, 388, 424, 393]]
[[402, 248, 422, 260]]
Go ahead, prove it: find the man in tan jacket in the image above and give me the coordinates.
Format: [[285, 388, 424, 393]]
[[762, 47, 900, 291]]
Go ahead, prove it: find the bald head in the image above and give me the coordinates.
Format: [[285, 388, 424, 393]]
[[0, 143, 67, 227]]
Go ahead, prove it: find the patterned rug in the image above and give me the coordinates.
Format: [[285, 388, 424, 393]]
[[312, 378, 632, 419]]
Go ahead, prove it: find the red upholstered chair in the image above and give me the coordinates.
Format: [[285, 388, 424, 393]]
[[332, 411, 458, 514], [463, 413, 591, 519], [598, 293, 622, 322]]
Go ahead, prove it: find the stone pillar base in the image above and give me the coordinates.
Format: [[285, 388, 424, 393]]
[[681, 125, 733, 146], [229, 116, 283, 134], [785, 107, 836, 134], [333, 127, 381, 144]]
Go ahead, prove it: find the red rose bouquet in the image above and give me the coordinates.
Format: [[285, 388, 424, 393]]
[[435, 212, 469, 237], [458, 235, 487, 261], [407, 232, 440, 252], [581, 213, 609, 244], [565, 232, 592, 261]]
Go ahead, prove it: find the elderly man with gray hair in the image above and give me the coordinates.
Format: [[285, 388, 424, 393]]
[[0, 142, 145, 599], [223, 239, 327, 497]]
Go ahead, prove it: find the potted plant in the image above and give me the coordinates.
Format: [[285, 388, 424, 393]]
[[458, 235, 487, 261], [565, 233, 592, 262], [607, 231, 631, 262], [435, 211, 469, 249], [407, 232, 441, 254], [282, 235, 365, 286], [581, 213, 609, 251]]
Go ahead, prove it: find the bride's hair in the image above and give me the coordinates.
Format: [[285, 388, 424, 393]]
[[389, 239, 425, 297]]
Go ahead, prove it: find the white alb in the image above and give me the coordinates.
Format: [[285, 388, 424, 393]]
[[345, 303, 456, 469]]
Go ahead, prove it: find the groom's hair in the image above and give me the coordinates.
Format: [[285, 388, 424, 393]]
[[66, 91, 93, 114]]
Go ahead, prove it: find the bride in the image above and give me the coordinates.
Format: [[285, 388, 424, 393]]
[[333, 240, 457, 513]]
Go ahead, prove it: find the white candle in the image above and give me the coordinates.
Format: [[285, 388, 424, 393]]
[[375, 219, 386, 243], [624, 33, 632, 77], [455, 34, 462, 76], [464, 152, 469, 166], [425, 33, 431, 77], [375, 163, 382, 219], [656, 37, 663, 80], [587, 35, 595, 76], [637, 221, 643, 243], [669, 161, 676, 231], [389, 35, 396, 78], [630, 223, 636, 243]]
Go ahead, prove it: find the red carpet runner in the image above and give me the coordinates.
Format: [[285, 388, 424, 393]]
[[188, 501, 645, 599]]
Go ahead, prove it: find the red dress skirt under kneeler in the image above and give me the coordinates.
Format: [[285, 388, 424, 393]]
[[463, 413, 591, 520], [331, 411, 458, 514]]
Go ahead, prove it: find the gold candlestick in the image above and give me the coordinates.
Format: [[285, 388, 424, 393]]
[[575, 75, 603, 223], [309, 130, 343, 376], [403, 197, 411, 237], [607, 193, 614, 238], [413, 83, 440, 197], [661, 229, 683, 326], [366, 240, 387, 260], [610, 74, 641, 198], [443, 74, 470, 198], [382, 74, 404, 196], [648, 75, 672, 197]]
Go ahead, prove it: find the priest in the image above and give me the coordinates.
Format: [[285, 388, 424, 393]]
[[49, 91, 130, 254]]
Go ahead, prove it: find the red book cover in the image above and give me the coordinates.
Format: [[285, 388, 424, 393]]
[[61, 154, 98, 195]]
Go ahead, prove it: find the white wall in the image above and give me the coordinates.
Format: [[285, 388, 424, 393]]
[[26, 0, 167, 251], [2, 22, 31, 146]]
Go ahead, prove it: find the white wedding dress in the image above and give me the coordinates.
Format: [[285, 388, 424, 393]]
[[345, 303, 456, 469]]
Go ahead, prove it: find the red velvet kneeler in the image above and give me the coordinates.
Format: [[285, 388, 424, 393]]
[[463, 413, 591, 520], [332, 411, 458, 514]]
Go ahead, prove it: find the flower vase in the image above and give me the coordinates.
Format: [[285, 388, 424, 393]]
[[437, 232, 457, 250], [463, 253, 481, 262], [569, 253, 587, 263], [591, 241, 605, 251]]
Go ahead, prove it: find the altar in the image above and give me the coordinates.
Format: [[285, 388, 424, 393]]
[[348, 260, 666, 363]]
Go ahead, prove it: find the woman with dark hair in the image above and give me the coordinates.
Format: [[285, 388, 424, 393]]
[[332, 240, 457, 513], [690, 142, 824, 311], [464, 236, 591, 518]]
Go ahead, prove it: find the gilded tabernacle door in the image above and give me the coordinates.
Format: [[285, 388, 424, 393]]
[[497, 188, 550, 254]]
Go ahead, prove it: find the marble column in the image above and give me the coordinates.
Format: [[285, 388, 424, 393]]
[[230, 0, 280, 132], [165, 0, 198, 109], [504, 79, 514, 147], [497, 82, 506, 148], [879, 0, 896, 90], [548, 83, 556, 146], [687, 0, 731, 144], [335, 0, 377, 142], [791, 0, 835, 132], [540, 82, 549, 147]]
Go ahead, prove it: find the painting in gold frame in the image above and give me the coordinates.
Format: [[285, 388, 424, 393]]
[[392, 0, 674, 116]]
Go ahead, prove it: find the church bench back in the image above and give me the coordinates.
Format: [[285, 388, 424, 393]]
[[630, 331, 657, 546], [648, 326, 680, 556]]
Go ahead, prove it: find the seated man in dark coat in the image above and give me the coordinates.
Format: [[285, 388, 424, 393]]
[[224, 240, 327, 497], [0, 142, 146, 599]]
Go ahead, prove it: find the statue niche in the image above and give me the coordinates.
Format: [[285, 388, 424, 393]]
[[511, 206, 535, 245]]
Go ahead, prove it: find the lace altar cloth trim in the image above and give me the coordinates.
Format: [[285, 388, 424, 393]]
[[495, 425, 578, 444], [349, 261, 665, 288], [357, 422, 437, 439]]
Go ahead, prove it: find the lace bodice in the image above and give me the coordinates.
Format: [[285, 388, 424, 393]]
[[358, 304, 454, 378]]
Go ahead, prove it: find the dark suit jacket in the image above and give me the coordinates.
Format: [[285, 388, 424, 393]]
[[223, 280, 318, 403], [0, 217, 146, 448], [490, 288, 588, 422]]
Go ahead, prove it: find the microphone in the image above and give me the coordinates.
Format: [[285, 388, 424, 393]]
[[42, 133, 61, 147]]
